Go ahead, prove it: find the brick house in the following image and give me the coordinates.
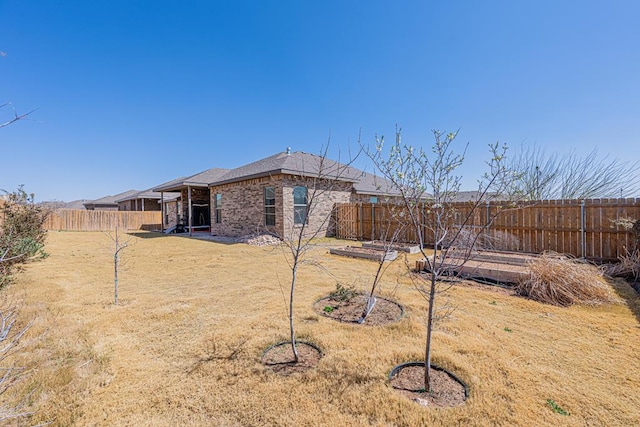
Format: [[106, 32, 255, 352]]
[[207, 150, 398, 238]]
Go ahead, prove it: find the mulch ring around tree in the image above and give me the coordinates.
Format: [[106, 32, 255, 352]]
[[261, 341, 322, 375], [389, 362, 468, 408], [313, 294, 404, 326]]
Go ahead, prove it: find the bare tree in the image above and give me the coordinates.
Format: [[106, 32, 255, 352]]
[[274, 145, 361, 362], [106, 227, 132, 305], [367, 127, 514, 392], [0, 102, 37, 129], [509, 144, 640, 200]]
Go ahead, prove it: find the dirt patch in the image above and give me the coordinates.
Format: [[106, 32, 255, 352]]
[[389, 363, 467, 407], [313, 294, 403, 326], [261, 341, 322, 375]]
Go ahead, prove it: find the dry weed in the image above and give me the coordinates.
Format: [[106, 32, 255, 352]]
[[603, 249, 640, 282], [517, 252, 620, 306]]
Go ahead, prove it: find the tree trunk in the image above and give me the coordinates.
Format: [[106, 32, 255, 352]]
[[359, 258, 385, 323], [114, 254, 119, 305], [424, 237, 440, 392], [114, 228, 119, 305], [289, 263, 299, 362], [424, 271, 437, 392]]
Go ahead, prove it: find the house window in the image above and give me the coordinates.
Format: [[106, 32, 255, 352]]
[[264, 187, 276, 226], [293, 186, 307, 225], [214, 194, 222, 224]]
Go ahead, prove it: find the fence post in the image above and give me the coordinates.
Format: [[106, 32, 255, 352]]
[[580, 199, 586, 258], [358, 203, 363, 241], [485, 201, 490, 231], [371, 203, 375, 241]]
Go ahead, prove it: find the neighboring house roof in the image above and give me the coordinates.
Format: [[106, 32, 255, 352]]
[[152, 168, 230, 192], [60, 199, 90, 209], [114, 189, 180, 203], [352, 171, 402, 196], [83, 189, 139, 209], [210, 150, 369, 187], [447, 190, 503, 203]]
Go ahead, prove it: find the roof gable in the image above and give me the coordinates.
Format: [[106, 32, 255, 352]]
[[210, 151, 364, 186]]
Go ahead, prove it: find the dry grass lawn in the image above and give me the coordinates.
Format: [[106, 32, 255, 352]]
[[5, 231, 640, 426]]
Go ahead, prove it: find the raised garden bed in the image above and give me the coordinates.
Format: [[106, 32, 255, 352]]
[[361, 241, 421, 254], [416, 253, 531, 285], [330, 246, 398, 261], [462, 250, 539, 266]]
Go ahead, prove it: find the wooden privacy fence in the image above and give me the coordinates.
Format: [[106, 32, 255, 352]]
[[44, 209, 162, 232], [334, 199, 640, 261]]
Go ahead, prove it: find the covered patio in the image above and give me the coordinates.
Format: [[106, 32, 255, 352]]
[[152, 168, 229, 235]]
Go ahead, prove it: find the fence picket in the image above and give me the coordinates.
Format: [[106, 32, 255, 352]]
[[43, 209, 162, 232]]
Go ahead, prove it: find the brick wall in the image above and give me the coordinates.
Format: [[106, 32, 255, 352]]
[[162, 200, 179, 228], [209, 175, 279, 237], [280, 176, 352, 239], [209, 174, 352, 238]]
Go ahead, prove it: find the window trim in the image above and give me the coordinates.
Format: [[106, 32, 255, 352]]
[[264, 186, 276, 226], [293, 186, 308, 225], [214, 193, 222, 224]]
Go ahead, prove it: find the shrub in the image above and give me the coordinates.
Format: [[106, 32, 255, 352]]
[[0, 186, 49, 288]]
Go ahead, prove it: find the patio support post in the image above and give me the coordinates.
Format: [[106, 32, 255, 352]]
[[188, 186, 193, 236], [160, 192, 164, 231]]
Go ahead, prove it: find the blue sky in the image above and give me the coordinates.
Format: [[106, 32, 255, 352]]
[[2, 1, 639, 201]]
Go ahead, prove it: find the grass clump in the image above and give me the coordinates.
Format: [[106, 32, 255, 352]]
[[546, 399, 570, 416], [328, 282, 357, 302], [517, 252, 620, 307]]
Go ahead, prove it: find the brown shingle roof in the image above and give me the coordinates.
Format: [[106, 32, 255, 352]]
[[114, 189, 180, 203], [210, 151, 364, 186], [83, 189, 139, 208], [153, 168, 230, 192]]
